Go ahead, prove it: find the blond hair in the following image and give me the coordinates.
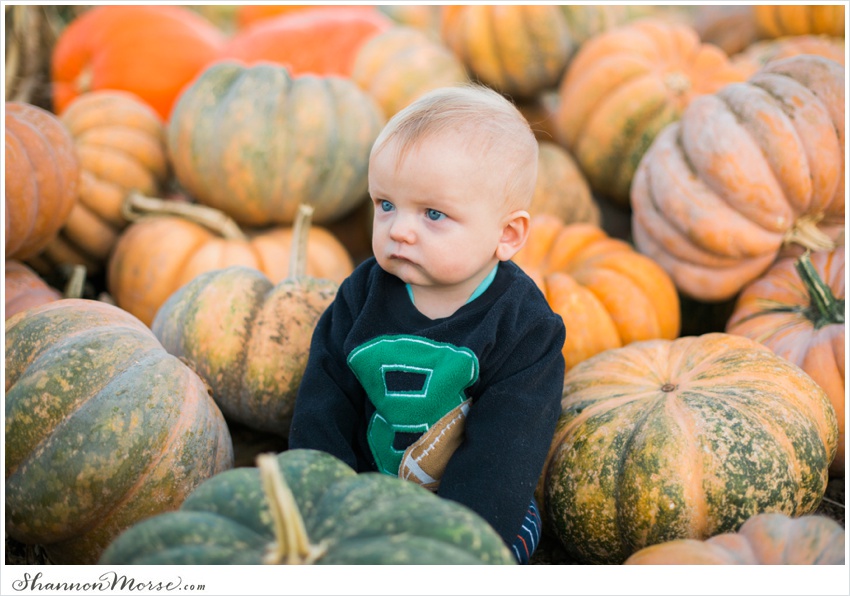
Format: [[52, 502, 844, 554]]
[[370, 84, 539, 210]]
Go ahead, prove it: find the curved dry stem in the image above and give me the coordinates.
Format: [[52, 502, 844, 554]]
[[783, 214, 836, 252], [121, 191, 248, 241], [289, 203, 314, 279]]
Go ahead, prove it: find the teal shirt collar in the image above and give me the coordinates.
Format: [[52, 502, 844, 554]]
[[406, 263, 499, 306]]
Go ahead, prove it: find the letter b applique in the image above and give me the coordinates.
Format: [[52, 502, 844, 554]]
[[347, 335, 479, 476]]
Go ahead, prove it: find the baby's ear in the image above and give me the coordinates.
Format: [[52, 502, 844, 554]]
[[495, 210, 530, 261]]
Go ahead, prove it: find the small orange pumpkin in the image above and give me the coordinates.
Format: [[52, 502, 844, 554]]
[[625, 512, 845, 564], [5, 102, 80, 261], [107, 194, 353, 327], [512, 216, 680, 373], [754, 5, 845, 39], [726, 249, 845, 476]]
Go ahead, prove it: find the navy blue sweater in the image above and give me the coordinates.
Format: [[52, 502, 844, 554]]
[[289, 257, 565, 545]]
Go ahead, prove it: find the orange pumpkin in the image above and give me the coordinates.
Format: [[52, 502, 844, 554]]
[[625, 512, 845, 564], [5, 260, 62, 319], [235, 5, 376, 30], [51, 5, 226, 120], [512, 216, 680, 373], [167, 61, 385, 227], [726, 249, 845, 477], [440, 5, 574, 98], [530, 142, 600, 227], [37, 90, 169, 274], [107, 195, 353, 327], [754, 5, 845, 39], [151, 206, 338, 437], [554, 18, 746, 206], [223, 8, 392, 78], [631, 55, 845, 302], [5, 102, 80, 261], [352, 26, 468, 119]]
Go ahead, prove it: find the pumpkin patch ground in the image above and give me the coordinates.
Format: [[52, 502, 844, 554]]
[[4, 4, 847, 571]]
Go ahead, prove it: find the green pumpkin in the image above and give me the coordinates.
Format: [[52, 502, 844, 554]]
[[99, 449, 516, 565], [5, 299, 233, 564]]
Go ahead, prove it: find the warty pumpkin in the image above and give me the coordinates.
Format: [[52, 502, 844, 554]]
[[4, 260, 62, 319], [512, 216, 679, 373], [538, 332, 838, 565], [36, 90, 169, 275], [151, 205, 339, 437], [754, 5, 845, 39], [223, 8, 392, 78], [554, 18, 747, 206], [351, 25, 468, 119], [5, 299, 233, 564], [107, 194, 353, 327], [625, 512, 845, 565], [631, 54, 845, 302], [51, 5, 226, 120], [5, 101, 80, 261], [100, 449, 515, 564], [440, 5, 574, 98], [726, 249, 845, 477], [167, 60, 385, 227]]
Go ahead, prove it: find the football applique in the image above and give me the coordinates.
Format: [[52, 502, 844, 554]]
[[400, 399, 471, 490]]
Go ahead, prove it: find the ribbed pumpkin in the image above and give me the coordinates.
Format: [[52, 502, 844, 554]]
[[378, 5, 441, 37], [5, 299, 234, 564], [726, 250, 845, 477], [167, 61, 385, 227], [440, 5, 574, 98], [5, 102, 80, 261], [100, 449, 515, 565], [235, 5, 376, 31], [35, 90, 169, 274], [512, 216, 679, 373], [51, 5, 225, 120], [732, 34, 846, 77], [754, 5, 845, 39], [5, 260, 61, 319], [151, 206, 339, 437], [223, 8, 392, 77], [554, 18, 746, 206], [625, 513, 845, 565], [352, 25, 468, 119], [539, 333, 838, 565], [631, 55, 845, 302], [559, 5, 658, 45], [107, 194, 353, 327], [530, 142, 600, 227]]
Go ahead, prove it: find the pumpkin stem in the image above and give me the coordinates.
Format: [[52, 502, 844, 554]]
[[121, 191, 248, 241], [782, 214, 836, 252], [289, 204, 314, 279], [61, 264, 86, 299], [256, 453, 326, 565], [795, 251, 844, 329]]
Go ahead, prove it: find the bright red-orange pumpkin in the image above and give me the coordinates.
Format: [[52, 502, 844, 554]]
[[51, 5, 226, 120], [235, 5, 376, 30], [223, 8, 392, 78]]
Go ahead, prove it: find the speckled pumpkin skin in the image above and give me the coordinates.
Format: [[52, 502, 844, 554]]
[[151, 266, 337, 437], [539, 333, 838, 565], [99, 449, 516, 565], [4, 299, 233, 564]]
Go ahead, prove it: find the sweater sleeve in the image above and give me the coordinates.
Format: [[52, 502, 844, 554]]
[[288, 276, 369, 471], [435, 311, 566, 545]]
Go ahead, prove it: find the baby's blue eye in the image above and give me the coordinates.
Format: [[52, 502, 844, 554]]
[[380, 200, 394, 212], [426, 209, 444, 221]]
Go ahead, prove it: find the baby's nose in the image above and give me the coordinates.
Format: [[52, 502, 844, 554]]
[[389, 216, 416, 243]]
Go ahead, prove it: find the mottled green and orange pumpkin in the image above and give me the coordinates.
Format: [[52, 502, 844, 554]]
[[151, 206, 339, 437], [554, 18, 746, 206], [530, 141, 600, 227], [538, 333, 838, 564], [726, 249, 845, 477], [631, 55, 845, 302], [107, 194, 353, 327], [512, 216, 679, 373], [5, 102, 80, 261], [625, 512, 845, 565], [167, 61, 385, 227], [5, 299, 233, 564]]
